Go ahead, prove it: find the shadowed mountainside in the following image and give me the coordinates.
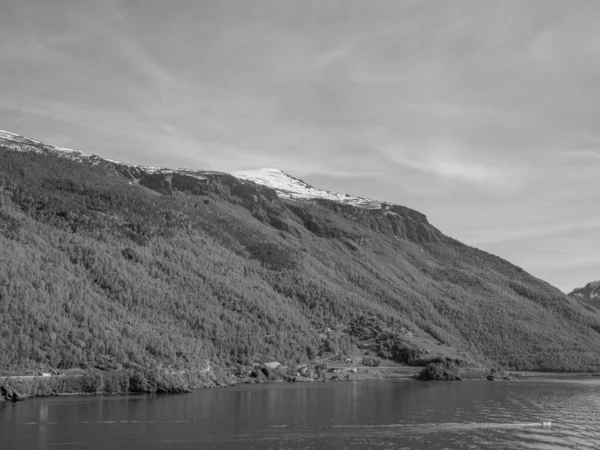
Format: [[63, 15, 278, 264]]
[[1, 131, 600, 388]]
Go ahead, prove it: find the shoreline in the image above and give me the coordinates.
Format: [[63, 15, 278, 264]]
[[3, 366, 598, 404], [510, 371, 598, 378]]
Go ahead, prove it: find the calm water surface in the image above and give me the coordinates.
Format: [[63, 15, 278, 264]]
[[1, 378, 599, 449]]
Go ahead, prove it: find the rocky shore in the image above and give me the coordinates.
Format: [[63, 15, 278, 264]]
[[0, 369, 200, 403]]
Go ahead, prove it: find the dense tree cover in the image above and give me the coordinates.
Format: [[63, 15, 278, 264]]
[[1, 145, 600, 382]]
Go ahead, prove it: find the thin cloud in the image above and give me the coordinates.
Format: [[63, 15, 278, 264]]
[[529, 255, 600, 271], [426, 158, 501, 183], [113, 34, 190, 105], [1, 0, 599, 292], [303, 169, 386, 179], [0, 98, 210, 168], [565, 150, 600, 160], [381, 145, 517, 186], [467, 217, 600, 246]]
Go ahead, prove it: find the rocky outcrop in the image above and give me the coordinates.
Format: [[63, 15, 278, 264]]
[[1, 385, 27, 402]]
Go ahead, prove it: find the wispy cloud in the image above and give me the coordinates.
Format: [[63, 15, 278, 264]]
[[112, 34, 190, 107], [1, 0, 599, 291], [380, 144, 521, 187], [564, 150, 600, 160], [466, 217, 600, 246], [402, 156, 504, 184]]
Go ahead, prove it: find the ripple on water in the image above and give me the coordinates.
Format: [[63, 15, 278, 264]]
[[2, 378, 600, 449]]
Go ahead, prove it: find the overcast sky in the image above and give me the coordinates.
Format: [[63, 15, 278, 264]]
[[1, 0, 599, 292]]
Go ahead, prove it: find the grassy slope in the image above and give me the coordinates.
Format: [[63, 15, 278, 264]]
[[1, 144, 600, 382]]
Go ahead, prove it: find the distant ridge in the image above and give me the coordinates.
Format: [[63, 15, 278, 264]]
[[1, 130, 385, 210], [569, 280, 600, 310], [0, 129, 226, 179]]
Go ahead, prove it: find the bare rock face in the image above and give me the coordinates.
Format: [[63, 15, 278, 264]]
[[138, 172, 174, 195], [0, 385, 27, 402]]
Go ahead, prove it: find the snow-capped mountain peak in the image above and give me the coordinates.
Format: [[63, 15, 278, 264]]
[[234, 168, 382, 209], [0, 129, 103, 162], [1, 129, 387, 209], [0, 129, 43, 145], [0, 129, 194, 174]]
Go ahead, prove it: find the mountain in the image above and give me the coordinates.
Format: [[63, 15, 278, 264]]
[[235, 168, 383, 209], [569, 281, 600, 311], [1, 129, 600, 387]]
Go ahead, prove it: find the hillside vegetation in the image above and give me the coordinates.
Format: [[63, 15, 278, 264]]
[[1, 139, 600, 388]]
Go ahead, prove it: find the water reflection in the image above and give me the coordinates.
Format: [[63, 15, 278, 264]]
[[37, 402, 47, 448], [1, 378, 599, 449]]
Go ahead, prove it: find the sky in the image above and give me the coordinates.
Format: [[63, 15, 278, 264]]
[[1, 0, 599, 292]]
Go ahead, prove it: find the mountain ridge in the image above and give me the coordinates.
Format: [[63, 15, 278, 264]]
[[0, 130, 387, 210], [235, 168, 384, 209], [0, 129, 436, 242], [569, 280, 600, 311], [1, 129, 600, 387]]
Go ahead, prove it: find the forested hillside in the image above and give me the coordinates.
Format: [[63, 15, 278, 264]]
[[1, 133, 600, 386]]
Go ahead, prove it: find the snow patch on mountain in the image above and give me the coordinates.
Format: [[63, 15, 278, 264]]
[[0, 130, 19, 139], [2, 129, 389, 209], [234, 168, 382, 209], [0, 129, 214, 180], [1, 130, 103, 162]]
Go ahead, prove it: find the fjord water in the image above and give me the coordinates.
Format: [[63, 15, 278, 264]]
[[1, 379, 599, 449]]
